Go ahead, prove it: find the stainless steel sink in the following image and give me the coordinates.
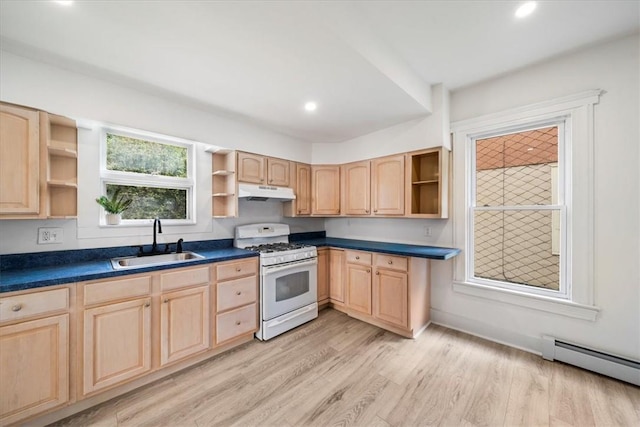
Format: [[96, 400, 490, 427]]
[[110, 251, 205, 270]]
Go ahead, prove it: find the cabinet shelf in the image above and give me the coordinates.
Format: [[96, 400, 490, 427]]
[[412, 180, 438, 185], [48, 180, 77, 188], [212, 193, 235, 197], [48, 145, 78, 158], [212, 170, 235, 176], [406, 148, 449, 218], [211, 150, 238, 218]]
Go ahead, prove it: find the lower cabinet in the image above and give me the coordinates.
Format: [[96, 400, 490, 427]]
[[345, 251, 372, 315], [373, 267, 408, 328], [0, 314, 69, 425], [328, 249, 345, 304], [83, 297, 152, 394], [317, 248, 329, 304]]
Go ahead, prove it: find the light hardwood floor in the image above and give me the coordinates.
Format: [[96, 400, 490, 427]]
[[51, 309, 640, 427]]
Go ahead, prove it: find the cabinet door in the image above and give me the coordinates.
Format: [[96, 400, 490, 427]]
[[346, 264, 372, 315], [328, 249, 345, 303], [83, 298, 152, 395], [237, 152, 265, 184], [0, 314, 68, 425], [160, 285, 210, 366], [312, 165, 340, 215], [296, 163, 312, 215], [317, 248, 329, 302], [343, 161, 371, 215], [372, 155, 405, 215], [373, 269, 408, 328], [0, 104, 40, 215], [267, 158, 290, 187]]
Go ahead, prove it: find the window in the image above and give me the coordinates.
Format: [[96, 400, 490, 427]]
[[100, 129, 195, 224], [471, 123, 566, 297], [451, 90, 602, 320]]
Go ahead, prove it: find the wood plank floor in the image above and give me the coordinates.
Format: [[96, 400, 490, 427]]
[[51, 309, 640, 427]]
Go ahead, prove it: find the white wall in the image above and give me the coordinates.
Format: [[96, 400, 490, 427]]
[[0, 51, 323, 254], [442, 34, 639, 361]]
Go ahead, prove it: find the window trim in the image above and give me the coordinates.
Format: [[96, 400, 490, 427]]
[[451, 90, 602, 321], [99, 127, 196, 226]]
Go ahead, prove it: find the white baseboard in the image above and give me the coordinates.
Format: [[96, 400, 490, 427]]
[[430, 308, 542, 355]]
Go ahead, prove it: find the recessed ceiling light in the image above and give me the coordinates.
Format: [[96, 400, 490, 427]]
[[53, 1, 74, 5], [304, 102, 317, 112], [515, 1, 536, 18]]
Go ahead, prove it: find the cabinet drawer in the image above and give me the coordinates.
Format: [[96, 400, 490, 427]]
[[83, 276, 151, 306], [160, 266, 209, 292], [0, 288, 68, 323], [216, 259, 258, 281], [345, 250, 372, 265], [217, 276, 257, 313], [216, 304, 257, 344], [374, 254, 408, 271]]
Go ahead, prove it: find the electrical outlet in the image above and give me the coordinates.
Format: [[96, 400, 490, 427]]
[[38, 227, 64, 244], [423, 226, 432, 237]]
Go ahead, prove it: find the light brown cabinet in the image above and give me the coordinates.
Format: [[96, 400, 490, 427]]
[[317, 248, 329, 303], [0, 103, 40, 215], [342, 161, 371, 215], [237, 151, 291, 187], [312, 165, 341, 215], [214, 258, 259, 345], [211, 149, 237, 218], [159, 266, 211, 367], [345, 251, 372, 315], [0, 288, 69, 426], [372, 155, 405, 215], [406, 147, 449, 218], [328, 249, 345, 304], [82, 297, 152, 395], [284, 162, 312, 217], [373, 256, 408, 328], [342, 155, 405, 216]]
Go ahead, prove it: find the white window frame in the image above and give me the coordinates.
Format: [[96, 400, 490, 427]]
[[451, 90, 602, 321], [99, 126, 196, 226], [468, 119, 568, 299]]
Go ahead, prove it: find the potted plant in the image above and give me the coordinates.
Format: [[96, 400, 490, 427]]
[[96, 189, 132, 225]]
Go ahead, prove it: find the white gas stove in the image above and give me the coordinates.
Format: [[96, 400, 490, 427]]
[[234, 223, 318, 340]]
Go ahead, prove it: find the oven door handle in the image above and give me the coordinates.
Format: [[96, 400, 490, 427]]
[[262, 258, 317, 274], [268, 304, 317, 327]]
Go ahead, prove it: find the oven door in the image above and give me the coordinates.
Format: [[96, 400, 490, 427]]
[[262, 258, 318, 321]]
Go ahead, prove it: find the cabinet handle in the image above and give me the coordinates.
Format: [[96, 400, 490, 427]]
[[367, 269, 370, 273], [365, 210, 369, 213], [374, 209, 378, 213], [163, 299, 169, 303], [236, 267, 241, 272], [376, 271, 380, 275], [11, 304, 22, 312], [388, 260, 393, 265], [144, 301, 151, 307], [235, 320, 241, 326], [236, 291, 242, 296], [355, 256, 360, 260]]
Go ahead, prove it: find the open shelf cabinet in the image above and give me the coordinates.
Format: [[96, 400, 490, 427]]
[[406, 147, 449, 218], [209, 149, 237, 218], [43, 113, 78, 218]]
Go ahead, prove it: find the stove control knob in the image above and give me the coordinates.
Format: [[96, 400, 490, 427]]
[[278, 257, 284, 263]]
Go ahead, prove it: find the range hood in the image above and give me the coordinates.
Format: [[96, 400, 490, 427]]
[[238, 183, 296, 201]]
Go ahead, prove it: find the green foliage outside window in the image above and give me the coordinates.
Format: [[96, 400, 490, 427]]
[[106, 133, 187, 177], [106, 184, 187, 220]]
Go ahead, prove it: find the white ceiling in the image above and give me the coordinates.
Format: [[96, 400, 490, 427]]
[[1, 1, 638, 143]]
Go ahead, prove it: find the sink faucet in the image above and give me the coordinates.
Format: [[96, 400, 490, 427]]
[[151, 218, 162, 253]]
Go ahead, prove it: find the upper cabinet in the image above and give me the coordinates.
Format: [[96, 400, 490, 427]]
[[0, 102, 78, 219], [372, 154, 405, 216], [237, 151, 291, 187], [342, 154, 405, 217], [311, 165, 340, 215], [210, 149, 237, 218], [0, 103, 40, 215], [406, 147, 449, 218], [284, 162, 311, 217]]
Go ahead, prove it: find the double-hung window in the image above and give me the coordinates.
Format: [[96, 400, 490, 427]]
[[100, 129, 195, 224], [452, 90, 602, 320]]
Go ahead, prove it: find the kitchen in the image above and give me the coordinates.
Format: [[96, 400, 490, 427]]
[[0, 1, 639, 426]]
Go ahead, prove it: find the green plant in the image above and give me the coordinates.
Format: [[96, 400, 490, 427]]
[[95, 189, 132, 214]]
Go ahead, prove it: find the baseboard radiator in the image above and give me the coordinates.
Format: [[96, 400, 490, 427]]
[[542, 336, 640, 386]]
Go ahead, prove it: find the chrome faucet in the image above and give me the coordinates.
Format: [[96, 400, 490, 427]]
[[151, 218, 162, 253]]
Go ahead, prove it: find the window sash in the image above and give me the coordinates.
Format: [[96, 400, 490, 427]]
[[467, 120, 569, 298]]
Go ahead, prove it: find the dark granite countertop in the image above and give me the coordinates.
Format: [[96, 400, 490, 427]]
[[0, 244, 257, 294], [293, 237, 461, 260], [0, 232, 460, 294]]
